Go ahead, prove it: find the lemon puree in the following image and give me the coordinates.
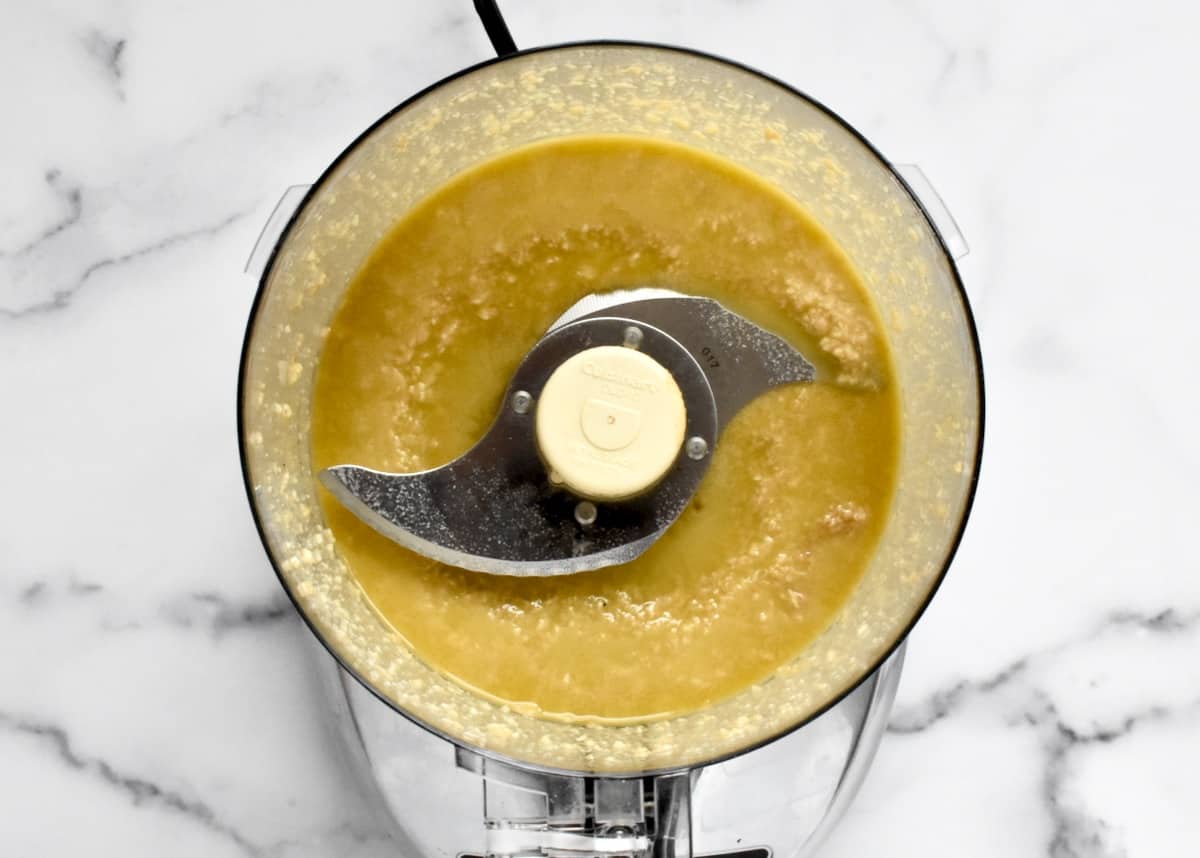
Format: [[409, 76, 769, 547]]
[[312, 135, 900, 722]]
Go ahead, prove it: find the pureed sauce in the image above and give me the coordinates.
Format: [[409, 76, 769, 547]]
[[311, 136, 900, 723]]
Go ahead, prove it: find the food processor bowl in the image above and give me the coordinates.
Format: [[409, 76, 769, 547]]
[[239, 42, 982, 776]]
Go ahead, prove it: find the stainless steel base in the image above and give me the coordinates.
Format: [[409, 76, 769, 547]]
[[315, 644, 904, 858]]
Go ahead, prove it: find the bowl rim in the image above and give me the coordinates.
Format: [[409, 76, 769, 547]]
[[236, 38, 986, 777]]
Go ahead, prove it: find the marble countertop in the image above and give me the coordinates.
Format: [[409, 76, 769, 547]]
[[3, 1, 1197, 855]]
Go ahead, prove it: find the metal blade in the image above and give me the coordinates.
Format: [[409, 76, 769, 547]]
[[320, 291, 815, 576]]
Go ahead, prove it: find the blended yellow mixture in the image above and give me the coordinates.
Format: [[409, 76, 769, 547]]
[[312, 135, 899, 723]]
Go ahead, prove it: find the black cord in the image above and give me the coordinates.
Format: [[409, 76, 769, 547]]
[[473, 0, 518, 56]]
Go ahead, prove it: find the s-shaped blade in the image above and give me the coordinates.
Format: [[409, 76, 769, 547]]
[[321, 290, 815, 576]]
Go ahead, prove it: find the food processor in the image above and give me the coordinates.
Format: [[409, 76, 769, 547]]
[[239, 3, 983, 855]]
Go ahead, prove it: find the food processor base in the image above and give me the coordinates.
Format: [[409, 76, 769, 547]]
[[314, 643, 904, 858]]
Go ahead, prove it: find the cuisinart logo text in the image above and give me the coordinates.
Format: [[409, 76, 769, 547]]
[[580, 361, 659, 393]]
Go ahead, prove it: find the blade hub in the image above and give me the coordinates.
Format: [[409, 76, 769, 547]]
[[536, 344, 687, 502]]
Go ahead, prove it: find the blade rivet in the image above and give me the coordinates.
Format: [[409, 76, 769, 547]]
[[622, 326, 644, 349], [511, 390, 533, 414], [685, 436, 709, 460], [574, 501, 598, 527]]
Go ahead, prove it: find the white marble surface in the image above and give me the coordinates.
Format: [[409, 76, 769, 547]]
[[2, 0, 1198, 855]]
